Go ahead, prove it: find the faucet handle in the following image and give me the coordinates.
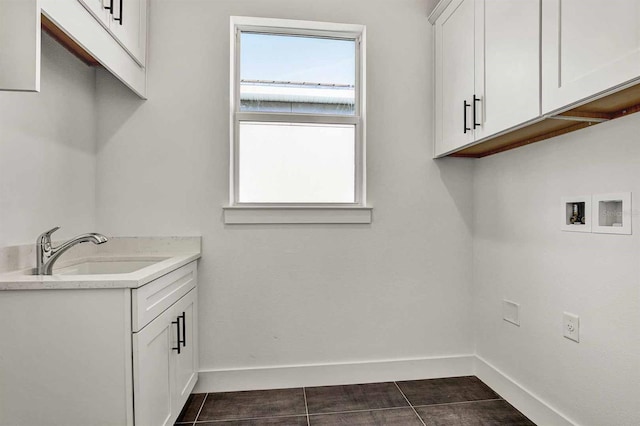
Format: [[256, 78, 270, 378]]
[[37, 226, 60, 246]]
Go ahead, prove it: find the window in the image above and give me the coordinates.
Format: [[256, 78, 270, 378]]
[[226, 17, 369, 224]]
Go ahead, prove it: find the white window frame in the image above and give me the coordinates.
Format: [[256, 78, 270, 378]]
[[225, 16, 371, 224]]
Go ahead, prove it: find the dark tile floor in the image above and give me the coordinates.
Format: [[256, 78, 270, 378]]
[[175, 376, 535, 425]]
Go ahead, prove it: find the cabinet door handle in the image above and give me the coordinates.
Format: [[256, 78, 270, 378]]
[[105, 0, 113, 13], [473, 95, 481, 129], [114, 0, 123, 24], [172, 319, 181, 354], [463, 100, 471, 134], [180, 312, 186, 348]]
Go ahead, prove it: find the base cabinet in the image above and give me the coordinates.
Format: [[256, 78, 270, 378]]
[[134, 302, 177, 426], [134, 288, 198, 426], [173, 290, 199, 412], [0, 261, 198, 426]]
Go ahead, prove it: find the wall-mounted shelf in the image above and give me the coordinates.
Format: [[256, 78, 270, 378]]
[[451, 82, 640, 158]]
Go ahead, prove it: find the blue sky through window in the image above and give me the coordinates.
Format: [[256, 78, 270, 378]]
[[240, 33, 355, 86]]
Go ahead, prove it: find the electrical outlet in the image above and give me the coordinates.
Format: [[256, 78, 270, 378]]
[[563, 312, 580, 342]]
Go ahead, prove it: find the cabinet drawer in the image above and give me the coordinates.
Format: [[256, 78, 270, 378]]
[[132, 262, 197, 332]]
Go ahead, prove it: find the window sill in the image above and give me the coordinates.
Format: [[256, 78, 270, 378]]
[[223, 206, 373, 224]]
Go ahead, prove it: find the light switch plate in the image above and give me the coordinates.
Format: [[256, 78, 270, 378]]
[[563, 312, 580, 342]]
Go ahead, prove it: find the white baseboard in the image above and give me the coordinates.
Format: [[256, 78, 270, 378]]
[[194, 354, 475, 393], [194, 354, 579, 426], [474, 355, 578, 426]]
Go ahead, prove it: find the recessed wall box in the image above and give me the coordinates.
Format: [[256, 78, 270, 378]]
[[592, 192, 632, 235], [561, 196, 591, 232], [502, 299, 520, 326]]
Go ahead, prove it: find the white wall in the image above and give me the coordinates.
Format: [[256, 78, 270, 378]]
[[0, 34, 97, 247], [2, 4, 636, 423], [474, 113, 640, 426], [96, 0, 475, 383]]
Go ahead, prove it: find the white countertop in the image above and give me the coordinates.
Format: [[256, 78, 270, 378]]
[[0, 237, 201, 291]]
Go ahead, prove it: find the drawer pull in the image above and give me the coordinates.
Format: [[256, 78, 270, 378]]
[[180, 312, 186, 348], [105, 0, 113, 13], [172, 318, 181, 354], [114, 0, 123, 24], [473, 94, 481, 129], [463, 100, 471, 134]]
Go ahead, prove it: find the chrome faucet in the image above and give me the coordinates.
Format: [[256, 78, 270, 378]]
[[36, 227, 108, 275]]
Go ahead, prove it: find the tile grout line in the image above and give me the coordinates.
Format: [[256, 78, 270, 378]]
[[192, 393, 209, 425], [302, 387, 311, 426], [413, 397, 503, 409], [193, 413, 309, 423], [309, 406, 417, 417], [193, 406, 420, 423], [394, 382, 426, 426]]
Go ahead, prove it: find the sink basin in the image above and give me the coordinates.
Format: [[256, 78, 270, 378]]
[[53, 258, 168, 275]]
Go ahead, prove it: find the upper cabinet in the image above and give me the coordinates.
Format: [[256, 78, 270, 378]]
[[432, 0, 640, 158], [0, 0, 148, 98], [433, 0, 540, 157], [541, 0, 640, 114], [78, 0, 111, 28], [475, 0, 540, 140], [434, 0, 476, 155], [109, 0, 148, 66], [77, 0, 147, 66]]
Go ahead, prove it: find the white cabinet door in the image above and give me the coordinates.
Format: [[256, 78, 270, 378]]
[[434, 0, 476, 156], [133, 304, 177, 426], [542, 0, 640, 114], [475, 0, 540, 139], [134, 285, 198, 426], [110, 0, 147, 66], [78, 0, 110, 27], [173, 289, 199, 414], [0, 0, 39, 91]]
